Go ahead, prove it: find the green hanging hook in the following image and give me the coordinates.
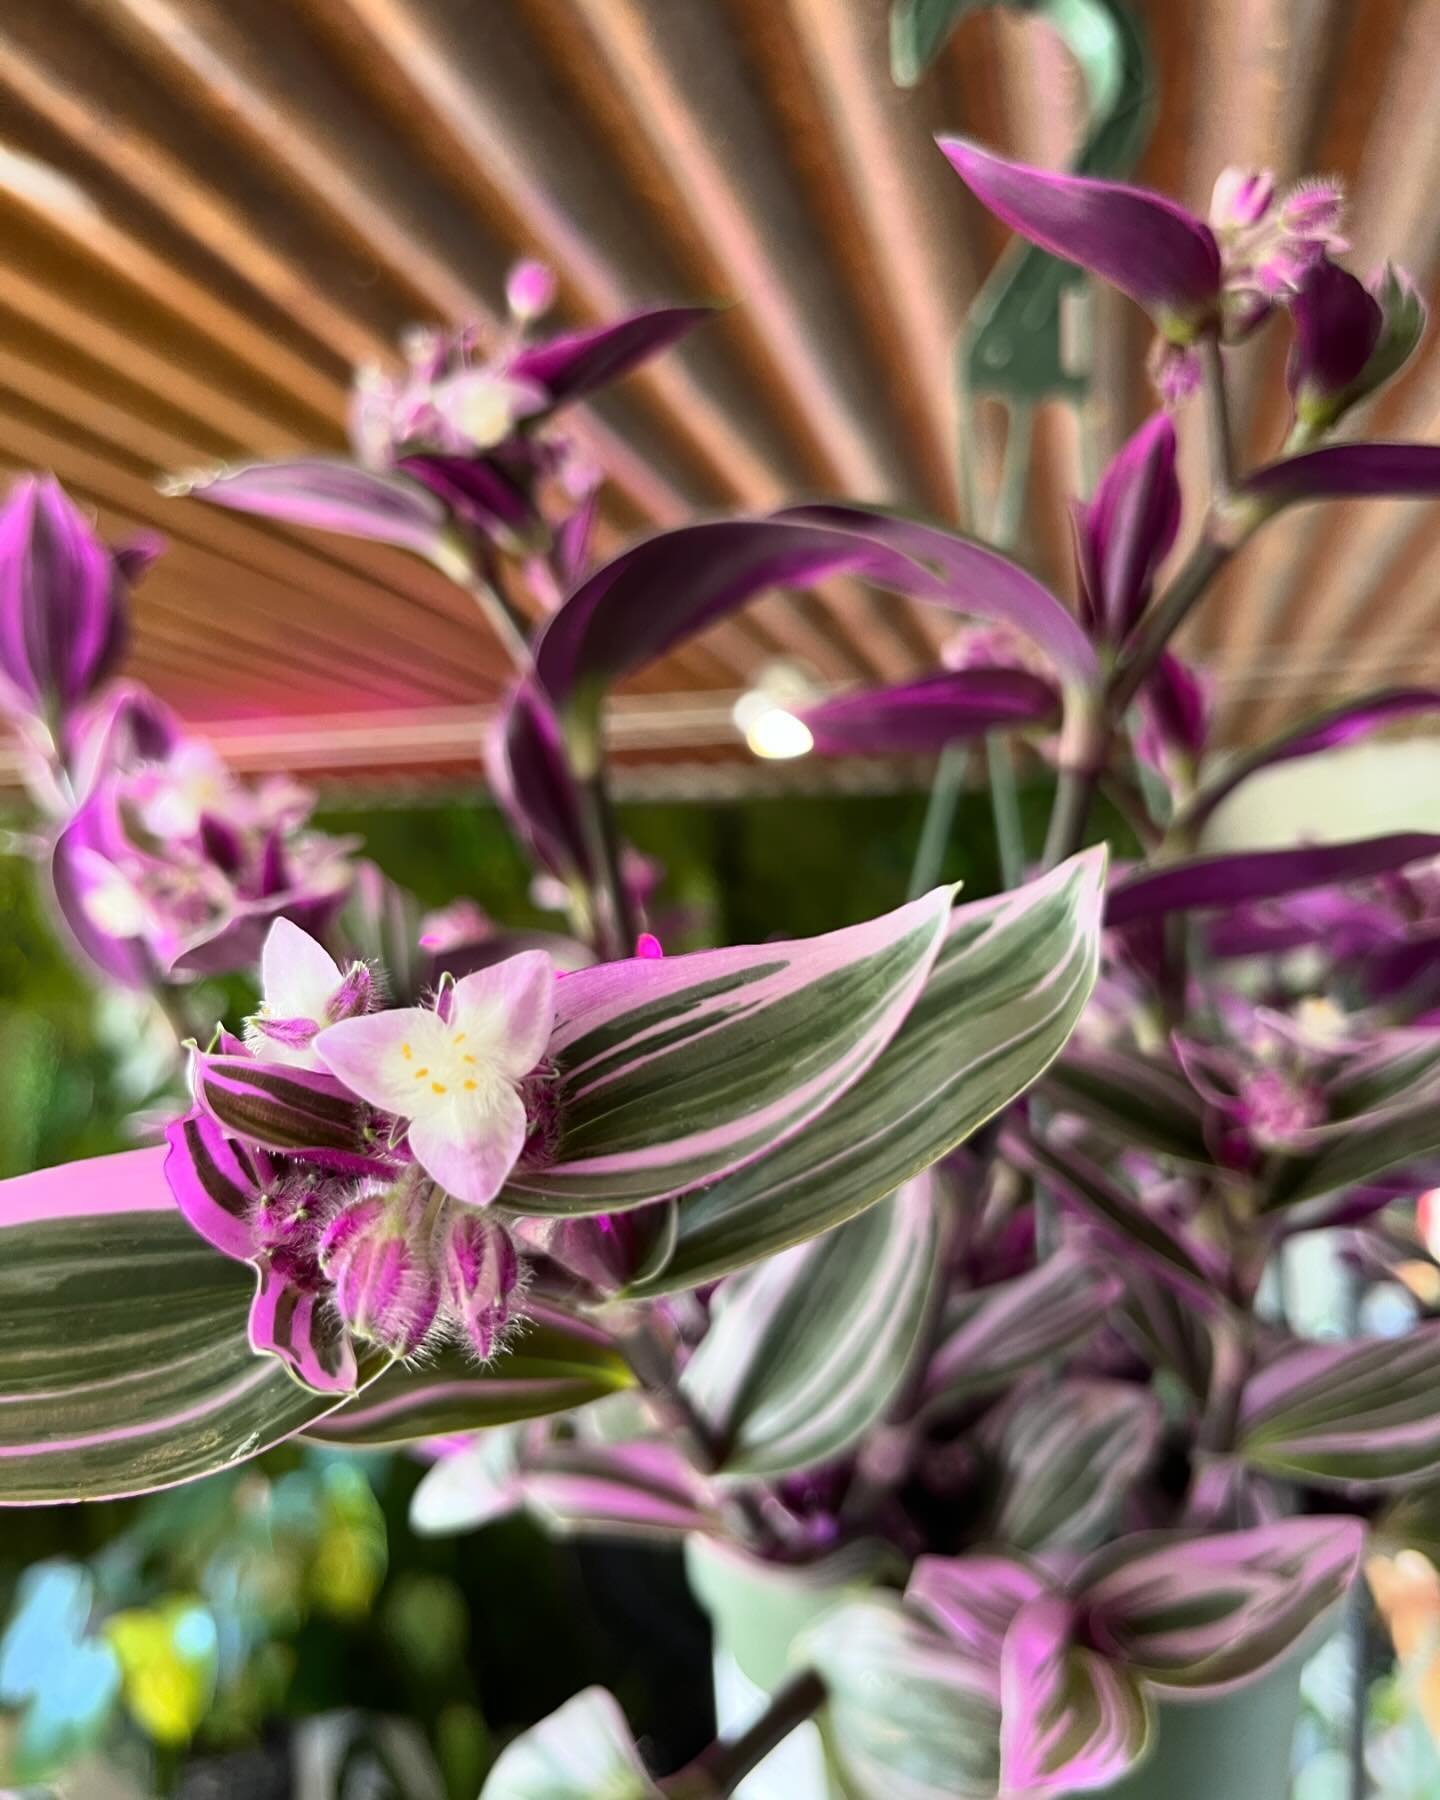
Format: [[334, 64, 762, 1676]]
[[892, 0, 1156, 402]]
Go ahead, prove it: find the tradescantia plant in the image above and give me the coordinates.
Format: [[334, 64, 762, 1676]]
[[8, 98, 1440, 1800]]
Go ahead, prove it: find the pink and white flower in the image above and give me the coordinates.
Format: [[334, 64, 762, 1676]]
[[315, 951, 555, 1207]]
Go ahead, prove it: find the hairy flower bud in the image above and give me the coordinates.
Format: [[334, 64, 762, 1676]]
[[506, 259, 557, 323], [441, 1212, 521, 1360], [320, 1188, 441, 1356]]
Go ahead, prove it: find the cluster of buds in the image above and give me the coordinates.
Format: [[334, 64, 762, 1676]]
[[1208, 167, 1347, 332]]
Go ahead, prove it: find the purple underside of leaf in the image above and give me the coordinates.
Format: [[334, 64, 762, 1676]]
[[1245, 442, 1440, 508], [907, 1554, 1054, 1667], [49, 793, 155, 989], [936, 135, 1222, 320], [1106, 833, 1440, 927], [1186, 688, 1440, 829], [179, 457, 447, 557], [508, 304, 717, 405], [801, 668, 1058, 755], [163, 1109, 264, 1261], [0, 1144, 174, 1226], [534, 510, 1096, 718]]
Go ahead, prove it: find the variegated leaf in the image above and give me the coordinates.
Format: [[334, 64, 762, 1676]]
[[801, 1595, 1002, 1800], [479, 1687, 661, 1799], [985, 1379, 1162, 1552], [1238, 1324, 1440, 1487], [1076, 1518, 1363, 1692], [907, 1553, 1052, 1666], [1008, 1131, 1217, 1303], [922, 1246, 1122, 1410], [409, 1428, 527, 1537], [679, 1177, 940, 1476], [0, 1149, 382, 1505], [304, 1307, 633, 1446], [1041, 1043, 1210, 1163], [500, 885, 954, 1213], [194, 1052, 385, 1170], [999, 1594, 1152, 1797], [520, 1441, 720, 1540], [1263, 1091, 1440, 1210], [629, 851, 1104, 1294]]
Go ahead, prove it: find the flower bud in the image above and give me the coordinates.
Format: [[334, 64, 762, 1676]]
[[506, 259, 557, 323], [327, 961, 375, 1022], [321, 1190, 441, 1356], [441, 1211, 521, 1359], [1209, 167, 1275, 232], [0, 477, 148, 728], [1072, 414, 1180, 644]]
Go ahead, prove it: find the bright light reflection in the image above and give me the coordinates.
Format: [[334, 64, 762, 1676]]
[[743, 706, 813, 760]]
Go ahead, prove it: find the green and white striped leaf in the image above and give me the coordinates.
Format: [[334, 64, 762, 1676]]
[[520, 1441, 720, 1540], [1238, 1323, 1440, 1487], [922, 1245, 1122, 1410], [985, 1379, 1162, 1552], [500, 885, 954, 1213], [0, 1149, 381, 1505], [629, 850, 1105, 1294], [305, 1308, 633, 1447], [479, 1687, 660, 1799], [680, 1176, 940, 1476], [802, 1595, 1002, 1800]]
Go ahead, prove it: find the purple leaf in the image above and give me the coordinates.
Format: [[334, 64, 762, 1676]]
[[194, 1053, 383, 1167], [534, 511, 1098, 744], [1107, 833, 1440, 928], [1073, 414, 1181, 645], [1244, 442, 1440, 510], [1184, 689, 1440, 831], [484, 682, 593, 886], [0, 475, 132, 725], [937, 136, 1222, 327], [49, 788, 157, 989], [175, 457, 449, 559], [509, 304, 717, 405], [1287, 258, 1383, 415], [1000, 1594, 1152, 1796], [801, 667, 1058, 756], [1077, 1518, 1363, 1691], [398, 452, 535, 542], [0, 1144, 175, 1228], [778, 504, 1100, 687]]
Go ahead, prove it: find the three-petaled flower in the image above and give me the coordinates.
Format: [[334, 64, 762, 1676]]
[[315, 950, 556, 1208]]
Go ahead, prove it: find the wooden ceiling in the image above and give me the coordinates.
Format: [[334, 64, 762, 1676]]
[[1, 0, 1438, 783]]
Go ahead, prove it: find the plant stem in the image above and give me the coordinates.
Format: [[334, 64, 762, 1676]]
[[576, 763, 638, 959], [667, 1669, 828, 1797], [1198, 333, 1236, 499], [436, 531, 533, 668], [618, 1318, 722, 1473], [1108, 534, 1232, 717], [986, 732, 1025, 888], [906, 743, 970, 899], [1040, 762, 1098, 871]]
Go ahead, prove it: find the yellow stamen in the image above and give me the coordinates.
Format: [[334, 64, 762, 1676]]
[[432, 1081, 448, 1094], [463, 1078, 477, 1091], [401, 1043, 412, 1059]]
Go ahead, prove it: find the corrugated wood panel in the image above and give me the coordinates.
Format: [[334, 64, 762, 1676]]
[[0, 0, 1435, 778]]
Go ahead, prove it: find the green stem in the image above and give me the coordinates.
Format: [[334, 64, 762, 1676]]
[[576, 763, 638, 960], [986, 732, 1026, 888], [435, 529, 533, 668], [1198, 333, 1236, 499], [1108, 533, 1233, 716], [906, 743, 969, 899], [666, 1669, 828, 1798], [1040, 762, 1098, 871]]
